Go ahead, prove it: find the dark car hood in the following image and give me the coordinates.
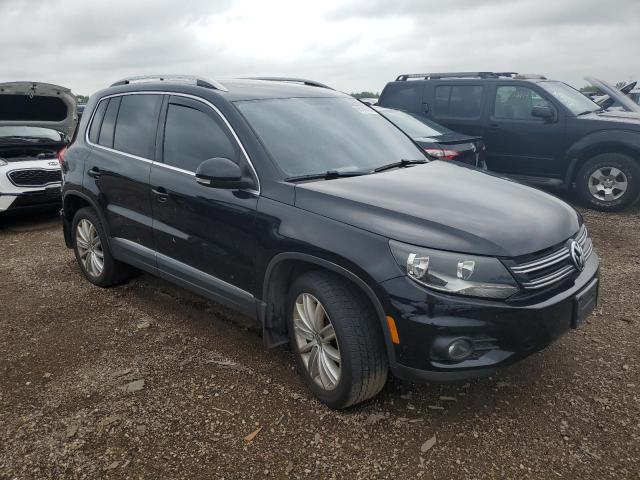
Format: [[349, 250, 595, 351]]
[[580, 109, 640, 128], [414, 132, 481, 145], [294, 161, 580, 257]]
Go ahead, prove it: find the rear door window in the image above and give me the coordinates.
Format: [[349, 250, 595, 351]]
[[163, 101, 237, 172], [494, 86, 551, 120], [113, 94, 162, 158], [434, 85, 484, 118], [98, 97, 121, 148]]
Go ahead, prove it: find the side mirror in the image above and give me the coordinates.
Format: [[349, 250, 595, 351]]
[[531, 105, 555, 122], [195, 157, 250, 189]]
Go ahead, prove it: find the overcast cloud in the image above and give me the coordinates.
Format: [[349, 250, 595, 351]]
[[1, 0, 638, 96]]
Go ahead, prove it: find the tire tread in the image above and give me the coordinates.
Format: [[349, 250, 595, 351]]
[[289, 271, 388, 408]]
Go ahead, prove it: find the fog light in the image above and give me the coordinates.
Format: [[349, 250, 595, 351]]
[[447, 338, 473, 362], [431, 336, 476, 362], [447, 338, 473, 361]]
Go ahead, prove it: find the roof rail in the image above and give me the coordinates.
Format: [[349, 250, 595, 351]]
[[109, 75, 228, 92], [244, 77, 334, 90], [512, 73, 547, 80], [396, 72, 519, 81]]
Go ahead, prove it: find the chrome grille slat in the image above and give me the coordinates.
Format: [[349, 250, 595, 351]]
[[583, 239, 593, 259], [521, 265, 575, 289], [509, 226, 593, 292], [576, 227, 587, 245], [511, 249, 570, 273]]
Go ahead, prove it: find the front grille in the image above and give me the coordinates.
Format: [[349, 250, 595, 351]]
[[8, 169, 61, 187], [507, 226, 593, 291]]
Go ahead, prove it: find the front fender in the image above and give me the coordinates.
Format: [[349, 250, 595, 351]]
[[564, 129, 640, 184]]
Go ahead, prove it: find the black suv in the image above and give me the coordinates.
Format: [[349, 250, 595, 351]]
[[61, 75, 599, 409], [379, 72, 640, 211]]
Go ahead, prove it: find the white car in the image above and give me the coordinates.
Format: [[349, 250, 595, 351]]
[[0, 82, 76, 215]]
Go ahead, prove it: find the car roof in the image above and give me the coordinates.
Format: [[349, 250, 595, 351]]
[[96, 78, 347, 102]]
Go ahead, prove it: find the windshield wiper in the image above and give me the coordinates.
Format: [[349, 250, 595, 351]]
[[285, 170, 369, 182], [373, 158, 427, 173], [577, 109, 602, 116]]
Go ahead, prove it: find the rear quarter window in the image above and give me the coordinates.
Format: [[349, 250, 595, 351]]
[[88, 99, 108, 144], [379, 83, 422, 112], [98, 97, 121, 148]]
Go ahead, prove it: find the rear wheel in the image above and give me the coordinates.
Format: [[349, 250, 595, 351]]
[[72, 207, 133, 287], [576, 153, 640, 211], [287, 270, 388, 409]]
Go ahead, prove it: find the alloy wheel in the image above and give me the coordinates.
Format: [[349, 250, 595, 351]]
[[588, 166, 628, 202], [293, 293, 341, 391], [76, 218, 104, 278]]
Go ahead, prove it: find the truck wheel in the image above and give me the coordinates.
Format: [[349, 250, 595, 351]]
[[576, 153, 640, 211], [287, 270, 388, 409], [72, 207, 133, 287]]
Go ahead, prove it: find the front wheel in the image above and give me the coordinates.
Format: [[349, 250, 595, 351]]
[[576, 153, 640, 211], [287, 271, 388, 409]]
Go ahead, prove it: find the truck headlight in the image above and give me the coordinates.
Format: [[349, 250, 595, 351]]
[[390, 240, 519, 299]]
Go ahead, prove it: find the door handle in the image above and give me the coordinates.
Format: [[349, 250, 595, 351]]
[[489, 123, 500, 130], [87, 167, 101, 179], [152, 187, 169, 202]]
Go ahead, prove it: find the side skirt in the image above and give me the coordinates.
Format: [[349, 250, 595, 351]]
[[111, 237, 257, 320]]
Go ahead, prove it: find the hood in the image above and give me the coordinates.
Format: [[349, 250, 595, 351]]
[[0, 82, 78, 138], [578, 109, 640, 128], [586, 77, 640, 113], [294, 161, 580, 257]]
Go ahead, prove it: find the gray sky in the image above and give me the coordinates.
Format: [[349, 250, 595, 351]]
[[1, 0, 638, 96]]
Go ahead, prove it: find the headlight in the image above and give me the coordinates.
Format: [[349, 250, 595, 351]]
[[389, 240, 519, 299], [0, 158, 7, 166]]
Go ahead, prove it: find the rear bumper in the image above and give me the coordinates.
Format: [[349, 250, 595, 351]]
[[379, 252, 600, 383]]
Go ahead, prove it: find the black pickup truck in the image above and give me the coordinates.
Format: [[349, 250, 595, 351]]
[[379, 72, 640, 211]]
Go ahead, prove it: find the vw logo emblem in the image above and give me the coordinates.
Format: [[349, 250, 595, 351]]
[[569, 240, 585, 271]]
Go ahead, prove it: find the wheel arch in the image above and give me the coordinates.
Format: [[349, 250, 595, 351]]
[[62, 190, 111, 249], [260, 252, 396, 363], [564, 133, 640, 186]]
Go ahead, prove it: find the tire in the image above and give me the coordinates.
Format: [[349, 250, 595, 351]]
[[576, 153, 640, 212], [71, 207, 133, 287], [287, 270, 388, 409]]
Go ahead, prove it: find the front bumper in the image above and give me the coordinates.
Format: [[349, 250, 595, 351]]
[[379, 252, 599, 383], [0, 161, 62, 214], [0, 187, 62, 214]]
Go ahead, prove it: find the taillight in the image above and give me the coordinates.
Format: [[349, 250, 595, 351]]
[[424, 148, 460, 161], [57, 146, 67, 168]]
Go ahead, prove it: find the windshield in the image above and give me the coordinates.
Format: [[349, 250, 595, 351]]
[[236, 97, 424, 177], [539, 81, 600, 115], [374, 107, 451, 138], [0, 126, 63, 141]]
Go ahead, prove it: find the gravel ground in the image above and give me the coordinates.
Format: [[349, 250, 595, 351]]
[[0, 202, 639, 479]]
